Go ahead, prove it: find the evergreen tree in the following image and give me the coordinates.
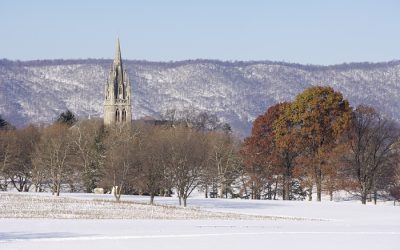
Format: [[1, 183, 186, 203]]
[[56, 110, 77, 126], [0, 115, 12, 130]]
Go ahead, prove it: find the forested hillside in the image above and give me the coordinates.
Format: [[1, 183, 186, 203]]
[[0, 59, 399, 136]]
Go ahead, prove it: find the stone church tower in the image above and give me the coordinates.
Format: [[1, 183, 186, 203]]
[[104, 39, 132, 125]]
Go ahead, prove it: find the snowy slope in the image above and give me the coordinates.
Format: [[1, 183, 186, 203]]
[[0, 59, 399, 136]]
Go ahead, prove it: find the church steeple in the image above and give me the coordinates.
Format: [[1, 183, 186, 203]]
[[104, 38, 132, 125], [114, 38, 122, 65]]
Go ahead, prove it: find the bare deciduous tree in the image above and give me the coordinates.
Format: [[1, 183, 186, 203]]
[[207, 131, 241, 198], [138, 126, 170, 205], [8, 126, 40, 192], [342, 105, 400, 204], [33, 124, 75, 196], [166, 127, 209, 207], [0, 130, 14, 191], [71, 119, 105, 192], [102, 124, 140, 201]]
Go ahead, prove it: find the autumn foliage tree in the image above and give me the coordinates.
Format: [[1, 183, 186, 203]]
[[242, 103, 295, 199], [276, 86, 352, 201], [243, 87, 353, 201], [272, 103, 301, 200]]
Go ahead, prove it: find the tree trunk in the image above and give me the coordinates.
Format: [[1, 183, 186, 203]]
[[113, 186, 121, 202], [361, 191, 367, 205], [329, 190, 333, 201], [150, 193, 155, 205], [114, 192, 121, 202], [241, 177, 248, 199], [283, 165, 291, 200], [316, 168, 322, 202], [219, 182, 225, 199], [23, 183, 29, 192], [373, 189, 377, 205], [308, 186, 312, 201], [282, 178, 286, 200], [11, 178, 23, 192], [267, 184, 271, 200], [205, 185, 208, 198], [183, 196, 187, 207], [284, 178, 291, 200], [251, 186, 254, 200], [56, 183, 60, 196]]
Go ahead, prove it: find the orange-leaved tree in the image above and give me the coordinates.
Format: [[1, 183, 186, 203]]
[[275, 86, 352, 201], [242, 103, 297, 200]]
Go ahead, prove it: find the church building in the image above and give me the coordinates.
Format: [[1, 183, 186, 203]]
[[104, 39, 132, 125]]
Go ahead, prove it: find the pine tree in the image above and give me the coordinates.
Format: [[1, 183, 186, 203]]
[[56, 110, 77, 126], [0, 115, 11, 130]]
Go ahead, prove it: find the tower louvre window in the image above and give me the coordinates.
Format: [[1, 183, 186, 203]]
[[122, 109, 126, 122], [115, 109, 120, 122]]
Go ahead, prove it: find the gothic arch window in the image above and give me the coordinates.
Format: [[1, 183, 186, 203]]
[[122, 109, 126, 122], [115, 109, 120, 122]]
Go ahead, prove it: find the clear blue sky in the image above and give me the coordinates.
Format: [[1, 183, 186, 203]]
[[0, 0, 399, 65]]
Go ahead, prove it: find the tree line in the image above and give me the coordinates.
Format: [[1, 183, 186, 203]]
[[0, 110, 239, 207], [241, 86, 400, 204], [1, 86, 399, 205]]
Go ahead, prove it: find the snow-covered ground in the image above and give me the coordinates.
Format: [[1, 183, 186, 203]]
[[1, 192, 399, 250]]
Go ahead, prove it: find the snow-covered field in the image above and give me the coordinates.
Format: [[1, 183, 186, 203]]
[[1, 192, 399, 250]]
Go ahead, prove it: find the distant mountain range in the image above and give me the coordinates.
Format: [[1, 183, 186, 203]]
[[0, 59, 399, 136]]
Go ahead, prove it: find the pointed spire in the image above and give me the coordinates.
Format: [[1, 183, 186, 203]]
[[114, 37, 122, 64]]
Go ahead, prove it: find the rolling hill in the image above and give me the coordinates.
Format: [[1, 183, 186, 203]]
[[0, 59, 399, 136]]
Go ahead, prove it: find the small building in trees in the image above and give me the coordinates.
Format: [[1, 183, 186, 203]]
[[104, 39, 132, 125]]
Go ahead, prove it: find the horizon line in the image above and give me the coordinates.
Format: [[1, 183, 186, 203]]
[[1, 57, 400, 68]]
